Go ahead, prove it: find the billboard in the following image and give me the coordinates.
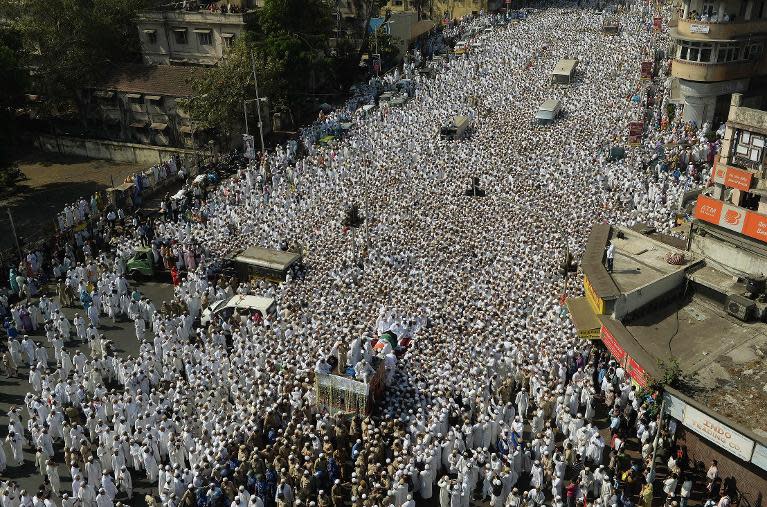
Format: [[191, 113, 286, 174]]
[[694, 195, 723, 224], [712, 161, 753, 191]]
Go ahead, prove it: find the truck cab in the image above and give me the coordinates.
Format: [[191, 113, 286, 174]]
[[126, 248, 155, 280]]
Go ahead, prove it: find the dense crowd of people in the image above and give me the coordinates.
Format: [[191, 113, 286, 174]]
[[0, 1, 735, 506]]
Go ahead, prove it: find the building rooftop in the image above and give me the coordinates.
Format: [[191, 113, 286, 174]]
[[608, 226, 696, 293], [617, 292, 767, 438], [94, 64, 206, 97]]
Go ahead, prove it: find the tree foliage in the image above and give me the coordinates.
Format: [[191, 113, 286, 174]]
[[184, 0, 343, 133], [0, 27, 27, 189], [4, 0, 148, 112]]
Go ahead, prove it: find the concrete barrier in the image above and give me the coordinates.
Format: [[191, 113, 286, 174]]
[[35, 134, 197, 166]]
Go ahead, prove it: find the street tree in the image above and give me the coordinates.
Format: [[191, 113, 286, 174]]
[[5, 0, 149, 113]]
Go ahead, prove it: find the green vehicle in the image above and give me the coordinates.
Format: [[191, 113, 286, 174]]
[[126, 247, 160, 281]]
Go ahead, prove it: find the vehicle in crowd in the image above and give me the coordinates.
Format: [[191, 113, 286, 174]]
[[200, 294, 276, 327], [229, 246, 303, 283], [453, 41, 469, 55], [126, 247, 164, 281], [535, 99, 563, 125], [551, 59, 579, 85], [440, 116, 473, 140]]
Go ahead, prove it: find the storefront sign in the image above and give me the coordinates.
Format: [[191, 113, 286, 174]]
[[718, 203, 747, 233], [689, 23, 710, 33], [625, 356, 648, 386], [743, 211, 767, 243], [694, 195, 723, 224], [683, 405, 755, 461], [583, 276, 605, 314], [662, 392, 686, 420], [712, 162, 753, 191], [751, 443, 767, 472], [600, 324, 626, 364], [696, 195, 767, 244]]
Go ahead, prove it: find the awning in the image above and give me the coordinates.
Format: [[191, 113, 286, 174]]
[[566, 297, 602, 339], [126, 93, 142, 99], [93, 90, 114, 98], [172, 27, 187, 32], [193, 29, 211, 34], [143, 29, 156, 34], [129, 121, 147, 128], [145, 95, 161, 101], [150, 122, 168, 130], [221, 32, 235, 38]]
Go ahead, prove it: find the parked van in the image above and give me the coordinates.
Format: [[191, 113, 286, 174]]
[[200, 294, 276, 327], [535, 100, 562, 124], [229, 246, 302, 282], [440, 116, 472, 140], [551, 59, 578, 85]]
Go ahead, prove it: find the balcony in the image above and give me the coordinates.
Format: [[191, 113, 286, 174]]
[[138, 9, 255, 25], [676, 18, 767, 40], [672, 58, 759, 81]]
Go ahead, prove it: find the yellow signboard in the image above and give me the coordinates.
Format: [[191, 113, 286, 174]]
[[583, 276, 605, 314]]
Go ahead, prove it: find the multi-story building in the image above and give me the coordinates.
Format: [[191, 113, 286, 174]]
[[79, 64, 205, 149], [136, 1, 258, 66], [569, 94, 767, 503], [669, 0, 767, 125], [385, 0, 502, 22]]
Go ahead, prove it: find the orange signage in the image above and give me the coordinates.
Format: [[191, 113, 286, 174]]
[[694, 195, 723, 224], [725, 166, 753, 191], [744, 211, 767, 243], [712, 161, 753, 191]]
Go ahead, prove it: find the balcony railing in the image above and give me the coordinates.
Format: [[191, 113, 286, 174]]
[[671, 58, 759, 81], [676, 18, 767, 39]]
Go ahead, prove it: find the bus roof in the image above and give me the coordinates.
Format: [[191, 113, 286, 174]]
[[233, 246, 301, 271], [552, 59, 579, 76]]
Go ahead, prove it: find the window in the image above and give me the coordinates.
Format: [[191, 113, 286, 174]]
[[144, 30, 157, 44], [744, 42, 764, 60], [717, 42, 741, 62], [196, 30, 212, 46], [677, 41, 714, 62], [702, 2, 716, 16], [734, 130, 766, 169], [173, 28, 187, 44], [222, 33, 235, 48]]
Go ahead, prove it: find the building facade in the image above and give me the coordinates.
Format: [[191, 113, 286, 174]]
[[136, 4, 256, 66], [385, 0, 503, 22], [669, 0, 767, 125], [79, 64, 206, 149]]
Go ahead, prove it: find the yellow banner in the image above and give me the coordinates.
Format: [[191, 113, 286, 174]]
[[584, 276, 605, 314]]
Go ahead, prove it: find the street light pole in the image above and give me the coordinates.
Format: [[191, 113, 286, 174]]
[[249, 52, 266, 156], [7, 208, 22, 260]]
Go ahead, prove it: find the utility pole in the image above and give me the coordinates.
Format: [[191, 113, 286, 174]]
[[250, 52, 266, 157], [7, 208, 22, 260], [243, 100, 249, 135]]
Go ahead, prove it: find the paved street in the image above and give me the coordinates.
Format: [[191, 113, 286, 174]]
[[0, 281, 174, 505]]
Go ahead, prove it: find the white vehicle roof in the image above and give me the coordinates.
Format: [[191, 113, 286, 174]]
[[222, 294, 275, 313]]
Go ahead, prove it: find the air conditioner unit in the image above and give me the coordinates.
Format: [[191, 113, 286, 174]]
[[726, 294, 756, 322]]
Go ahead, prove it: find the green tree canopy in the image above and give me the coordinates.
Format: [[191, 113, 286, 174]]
[[184, 0, 340, 134], [4, 0, 148, 112]]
